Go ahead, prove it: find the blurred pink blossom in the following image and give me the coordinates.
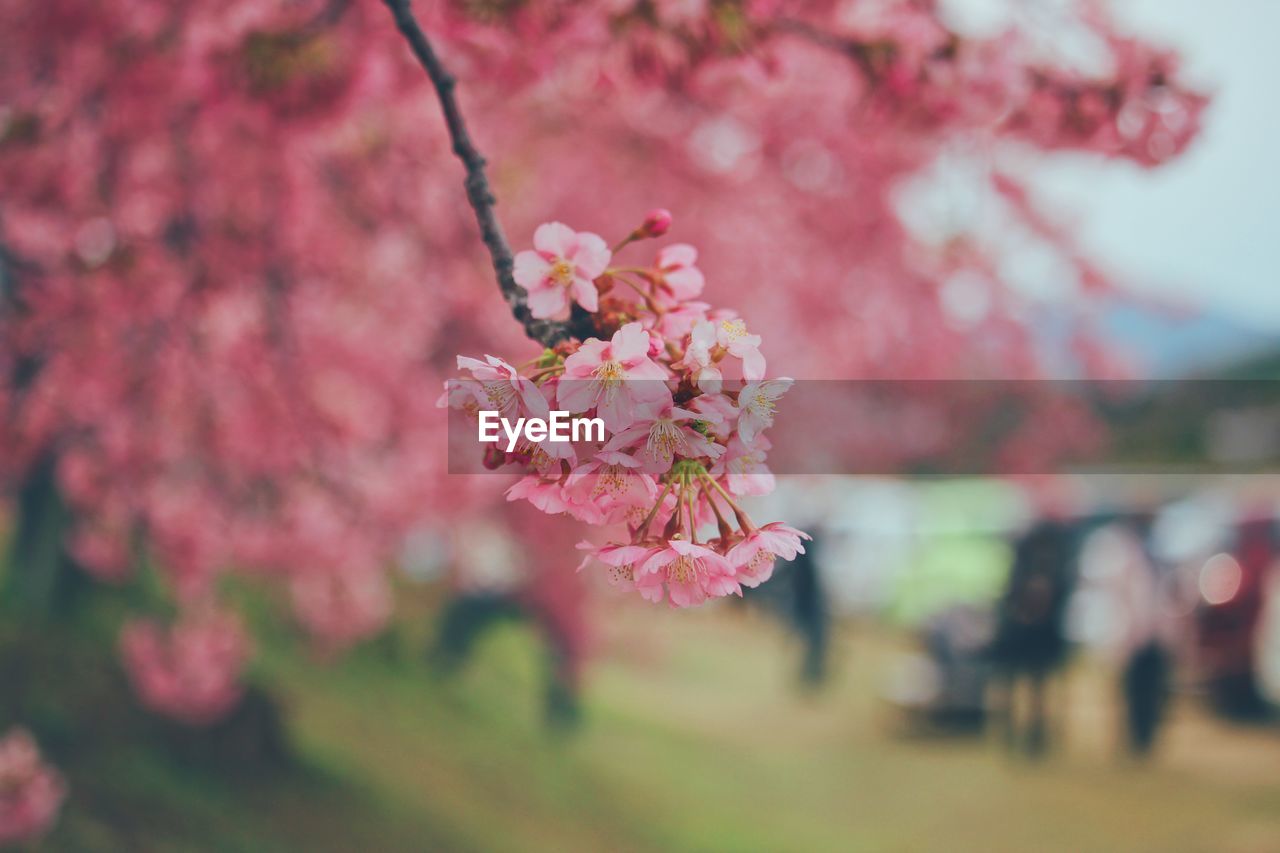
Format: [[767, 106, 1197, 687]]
[[120, 606, 251, 725], [0, 728, 66, 845]]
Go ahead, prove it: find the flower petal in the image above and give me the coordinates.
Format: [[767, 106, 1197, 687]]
[[571, 276, 599, 312], [657, 243, 698, 268], [562, 338, 609, 378], [557, 377, 599, 414], [513, 250, 549, 289], [610, 322, 650, 362], [526, 283, 568, 319], [663, 267, 705, 300], [532, 221, 577, 257], [571, 232, 612, 278]]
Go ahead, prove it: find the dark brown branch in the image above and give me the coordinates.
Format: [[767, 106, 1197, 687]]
[[381, 0, 577, 348]]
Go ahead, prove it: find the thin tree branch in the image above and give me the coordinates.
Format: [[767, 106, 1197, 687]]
[[381, 0, 578, 348]]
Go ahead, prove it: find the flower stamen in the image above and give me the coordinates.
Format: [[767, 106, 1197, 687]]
[[549, 258, 575, 287]]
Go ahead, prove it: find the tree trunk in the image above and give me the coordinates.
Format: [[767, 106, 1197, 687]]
[[3, 454, 82, 621]]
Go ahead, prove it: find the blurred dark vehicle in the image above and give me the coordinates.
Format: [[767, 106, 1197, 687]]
[[1194, 515, 1279, 719]]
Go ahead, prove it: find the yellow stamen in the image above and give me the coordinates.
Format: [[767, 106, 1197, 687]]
[[746, 391, 775, 418], [592, 463, 629, 498], [647, 419, 685, 461], [720, 318, 748, 342], [483, 381, 516, 412], [549, 258, 575, 287], [528, 446, 553, 470], [668, 554, 701, 584], [592, 360, 625, 401]]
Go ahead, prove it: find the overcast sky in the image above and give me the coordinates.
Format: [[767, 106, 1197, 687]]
[[1036, 0, 1280, 331]]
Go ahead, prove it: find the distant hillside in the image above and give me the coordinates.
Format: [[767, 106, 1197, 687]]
[[1032, 299, 1277, 379], [1098, 301, 1277, 378]]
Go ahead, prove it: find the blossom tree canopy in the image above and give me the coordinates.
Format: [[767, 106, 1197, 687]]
[[0, 0, 1207, 721]]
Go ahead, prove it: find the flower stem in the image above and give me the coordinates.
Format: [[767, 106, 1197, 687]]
[[700, 472, 756, 532], [613, 275, 666, 315], [685, 481, 699, 544], [701, 484, 736, 542], [608, 266, 656, 278], [635, 479, 672, 541]]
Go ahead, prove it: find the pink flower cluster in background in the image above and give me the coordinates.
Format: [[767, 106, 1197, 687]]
[[120, 606, 252, 725], [0, 728, 65, 845], [289, 566, 393, 653], [445, 213, 809, 607]]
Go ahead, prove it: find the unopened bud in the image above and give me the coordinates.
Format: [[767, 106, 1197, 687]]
[[640, 208, 672, 238], [647, 331, 664, 358]]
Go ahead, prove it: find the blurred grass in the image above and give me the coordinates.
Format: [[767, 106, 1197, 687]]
[[16, 596, 1280, 852]]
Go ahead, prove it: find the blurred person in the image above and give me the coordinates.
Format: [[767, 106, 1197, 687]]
[[1079, 516, 1177, 758], [740, 530, 831, 689], [990, 519, 1077, 757], [429, 505, 587, 730]]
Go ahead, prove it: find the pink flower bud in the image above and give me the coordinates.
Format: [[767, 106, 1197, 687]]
[[647, 331, 664, 358], [640, 208, 672, 238]]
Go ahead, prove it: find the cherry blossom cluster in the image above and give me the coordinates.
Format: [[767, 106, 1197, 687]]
[[0, 727, 65, 846], [428, 0, 1207, 169], [444, 212, 808, 606], [119, 606, 252, 726]]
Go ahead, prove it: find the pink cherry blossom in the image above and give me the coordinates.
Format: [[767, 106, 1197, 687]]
[[576, 541, 660, 593], [657, 301, 712, 341], [686, 392, 739, 441], [727, 523, 812, 588], [507, 474, 575, 517], [0, 728, 65, 846], [513, 222, 611, 318], [714, 432, 776, 497], [452, 355, 550, 419], [638, 539, 740, 607], [715, 316, 766, 380], [443, 213, 809, 609], [604, 401, 723, 473], [736, 378, 792, 444], [563, 450, 657, 523], [655, 243, 705, 300], [558, 322, 671, 432], [289, 567, 393, 652], [120, 606, 251, 725], [679, 319, 723, 391]]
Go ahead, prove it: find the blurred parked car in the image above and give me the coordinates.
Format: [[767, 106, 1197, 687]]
[[1194, 515, 1280, 718]]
